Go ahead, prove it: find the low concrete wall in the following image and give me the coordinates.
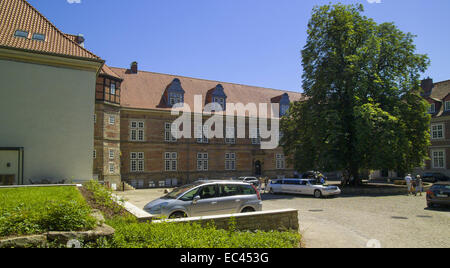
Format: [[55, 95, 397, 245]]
[[152, 209, 299, 232], [341, 183, 432, 196]]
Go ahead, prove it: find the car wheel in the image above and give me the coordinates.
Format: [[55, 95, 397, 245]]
[[242, 207, 255, 213], [314, 190, 322, 199], [169, 211, 187, 219]]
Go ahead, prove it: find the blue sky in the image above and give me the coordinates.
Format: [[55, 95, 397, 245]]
[[29, 0, 450, 93]]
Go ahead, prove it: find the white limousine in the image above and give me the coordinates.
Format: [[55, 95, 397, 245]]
[[267, 178, 341, 198]]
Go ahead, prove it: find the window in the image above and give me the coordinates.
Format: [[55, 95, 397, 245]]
[[199, 185, 217, 199], [109, 149, 115, 160], [445, 101, 450, 111], [165, 122, 177, 142], [169, 93, 183, 106], [130, 121, 145, 141], [431, 150, 445, 169], [32, 33, 45, 41], [196, 124, 209, 144], [276, 154, 286, 170], [225, 153, 236, 170], [110, 83, 116, 95], [14, 30, 28, 38], [109, 163, 115, 174], [428, 103, 436, 114], [93, 150, 96, 159], [131, 152, 144, 172], [212, 97, 226, 111], [431, 124, 444, 140], [251, 128, 261, 145], [94, 114, 97, 124], [165, 152, 178, 171], [109, 115, 115, 125], [197, 153, 209, 171], [225, 127, 236, 144], [280, 104, 290, 116]]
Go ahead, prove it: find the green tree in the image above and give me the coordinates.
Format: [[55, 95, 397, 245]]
[[281, 4, 431, 185]]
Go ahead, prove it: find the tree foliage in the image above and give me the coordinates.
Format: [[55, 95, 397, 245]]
[[281, 4, 431, 184]]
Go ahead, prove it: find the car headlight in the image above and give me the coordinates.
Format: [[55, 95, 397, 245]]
[[149, 202, 169, 213]]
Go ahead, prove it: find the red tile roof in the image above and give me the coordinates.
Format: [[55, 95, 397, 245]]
[[0, 0, 101, 61], [109, 67, 304, 114]]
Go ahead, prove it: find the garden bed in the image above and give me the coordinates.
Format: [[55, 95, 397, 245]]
[[0, 186, 97, 238]]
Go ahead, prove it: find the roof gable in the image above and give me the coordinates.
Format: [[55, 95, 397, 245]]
[[0, 0, 101, 61]]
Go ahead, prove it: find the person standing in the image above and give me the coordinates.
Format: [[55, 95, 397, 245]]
[[405, 174, 413, 196], [416, 175, 424, 197]]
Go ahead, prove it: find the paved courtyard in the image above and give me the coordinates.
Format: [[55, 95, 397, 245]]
[[116, 189, 450, 248]]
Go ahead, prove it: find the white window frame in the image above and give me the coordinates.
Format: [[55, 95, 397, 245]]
[[165, 152, 178, 171], [169, 93, 183, 106], [94, 114, 97, 124], [130, 120, 145, 141], [109, 115, 116, 125], [428, 103, 436, 114], [212, 97, 225, 111], [445, 101, 450, 112], [131, 152, 145, 173], [431, 123, 445, 140], [276, 154, 286, 170], [196, 124, 209, 144], [251, 128, 261, 145], [225, 127, 236, 144], [110, 83, 116, 95], [109, 162, 115, 174], [109, 149, 115, 160], [165, 122, 177, 143], [225, 153, 236, 171], [197, 153, 209, 171], [431, 150, 446, 169]]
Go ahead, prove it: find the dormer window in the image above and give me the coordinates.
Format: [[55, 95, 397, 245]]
[[14, 30, 28, 38], [271, 93, 291, 117], [207, 84, 227, 112], [428, 103, 436, 114], [213, 97, 226, 110], [169, 92, 183, 106], [32, 33, 45, 41], [110, 83, 116, 95], [445, 101, 450, 112], [165, 78, 185, 107]]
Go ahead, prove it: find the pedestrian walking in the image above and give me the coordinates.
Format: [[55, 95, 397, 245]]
[[405, 174, 413, 196], [416, 175, 424, 196]]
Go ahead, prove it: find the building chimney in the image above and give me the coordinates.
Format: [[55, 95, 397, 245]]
[[130, 61, 138, 74], [75, 34, 85, 48], [421, 77, 434, 97]]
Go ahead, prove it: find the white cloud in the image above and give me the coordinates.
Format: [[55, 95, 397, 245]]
[[367, 0, 382, 3], [67, 0, 82, 4]]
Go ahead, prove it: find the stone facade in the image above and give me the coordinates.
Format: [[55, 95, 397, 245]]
[[94, 68, 297, 189]]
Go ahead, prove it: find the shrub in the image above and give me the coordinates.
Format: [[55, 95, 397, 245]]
[[0, 187, 96, 237], [83, 181, 125, 216], [99, 216, 301, 248]]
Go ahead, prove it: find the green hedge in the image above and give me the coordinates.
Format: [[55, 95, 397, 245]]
[[0, 187, 96, 237], [97, 216, 300, 248]]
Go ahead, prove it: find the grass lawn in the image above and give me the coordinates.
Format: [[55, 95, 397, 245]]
[[0, 186, 96, 238]]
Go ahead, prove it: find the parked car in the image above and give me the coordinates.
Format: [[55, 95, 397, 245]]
[[236, 176, 260, 187], [427, 182, 450, 208], [422, 173, 450, 183], [144, 180, 262, 218], [267, 178, 341, 198]]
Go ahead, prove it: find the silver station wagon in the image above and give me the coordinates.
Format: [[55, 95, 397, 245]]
[[144, 180, 263, 218], [268, 178, 341, 198]]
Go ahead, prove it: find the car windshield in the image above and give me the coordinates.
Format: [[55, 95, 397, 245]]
[[163, 183, 202, 199]]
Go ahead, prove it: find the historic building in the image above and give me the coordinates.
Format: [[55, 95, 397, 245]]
[[418, 78, 450, 177], [95, 63, 303, 189]]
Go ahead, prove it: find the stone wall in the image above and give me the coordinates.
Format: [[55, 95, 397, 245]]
[[152, 209, 299, 232]]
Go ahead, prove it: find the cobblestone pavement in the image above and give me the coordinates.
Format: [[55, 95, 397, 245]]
[[116, 189, 450, 248]]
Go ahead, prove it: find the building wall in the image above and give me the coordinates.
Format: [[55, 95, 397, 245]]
[[115, 109, 293, 188], [422, 115, 450, 177], [0, 59, 96, 183]]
